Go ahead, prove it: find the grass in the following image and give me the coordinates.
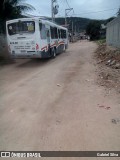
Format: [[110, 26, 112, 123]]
[[96, 39, 106, 45]]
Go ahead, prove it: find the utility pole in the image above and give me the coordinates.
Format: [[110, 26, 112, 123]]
[[72, 21, 74, 42], [75, 25, 76, 33], [51, 0, 54, 22], [65, 8, 73, 27], [65, 11, 67, 26], [51, 0, 59, 22]]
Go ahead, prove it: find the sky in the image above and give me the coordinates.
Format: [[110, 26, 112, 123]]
[[26, 0, 120, 20]]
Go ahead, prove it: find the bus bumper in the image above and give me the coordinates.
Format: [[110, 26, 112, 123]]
[[11, 50, 51, 59], [11, 51, 42, 59]]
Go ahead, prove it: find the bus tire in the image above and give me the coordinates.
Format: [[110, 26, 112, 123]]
[[63, 44, 66, 52], [52, 47, 56, 58]]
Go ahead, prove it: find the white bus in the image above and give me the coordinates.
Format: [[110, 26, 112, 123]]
[[6, 17, 68, 59]]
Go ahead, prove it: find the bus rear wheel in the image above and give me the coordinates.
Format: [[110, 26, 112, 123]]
[[52, 48, 56, 58], [63, 44, 66, 52]]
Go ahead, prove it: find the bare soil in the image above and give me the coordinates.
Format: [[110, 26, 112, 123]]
[[95, 43, 120, 93], [0, 41, 120, 160]]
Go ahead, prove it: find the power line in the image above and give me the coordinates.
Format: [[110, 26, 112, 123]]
[[58, 0, 66, 14], [65, 0, 71, 9], [72, 8, 118, 16]]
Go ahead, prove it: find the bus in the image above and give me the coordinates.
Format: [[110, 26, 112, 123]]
[[6, 17, 68, 59]]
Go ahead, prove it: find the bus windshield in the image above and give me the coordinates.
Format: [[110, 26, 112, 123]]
[[7, 21, 35, 36]]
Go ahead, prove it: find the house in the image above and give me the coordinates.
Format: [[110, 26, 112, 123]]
[[100, 24, 106, 39]]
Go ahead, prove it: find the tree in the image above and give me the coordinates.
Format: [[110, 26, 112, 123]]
[[106, 17, 115, 23], [86, 20, 101, 40], [117, 8, 120, 16], [0, 0, 35, 33]]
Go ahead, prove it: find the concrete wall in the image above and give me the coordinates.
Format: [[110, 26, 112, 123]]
[[106, 16, 120, 48], [0, 34, 10, 59]]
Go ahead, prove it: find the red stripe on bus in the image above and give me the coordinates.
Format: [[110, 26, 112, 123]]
[[57, 41, 65, 47], [58, 42, 64, 45], [50, 43, 56, 48], [50, 41, 64, 48], [41, 41, 65, 51], [41, 46, 48, 51]]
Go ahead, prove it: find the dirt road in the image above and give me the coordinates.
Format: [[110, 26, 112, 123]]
[[0, 41, 120, 160]]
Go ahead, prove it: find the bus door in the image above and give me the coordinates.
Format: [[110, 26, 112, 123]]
[[39, 23, 48, 52], [46, 25, 51, 53], [45, 24, 50, 44], [46, 29, 50, 44]]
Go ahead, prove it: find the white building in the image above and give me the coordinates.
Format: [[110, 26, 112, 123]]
[[106, 16, 120, 48]]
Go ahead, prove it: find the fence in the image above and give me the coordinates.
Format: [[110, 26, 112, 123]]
[[106, 16, 120, 48]]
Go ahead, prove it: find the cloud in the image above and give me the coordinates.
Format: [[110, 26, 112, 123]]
[[26, 0, 120, 19]]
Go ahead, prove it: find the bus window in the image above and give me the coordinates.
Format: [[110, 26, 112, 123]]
[[58, 29, 61, 38], [50, 27, 58, 39], [61, 30, 63, 38], [7, 21, 35, 35], [39, 23, 46, 39], [64, 30, 67, 38], [61, 29, 67, 38], [54, 28, 58, 39], [50, 27, 55, 39]]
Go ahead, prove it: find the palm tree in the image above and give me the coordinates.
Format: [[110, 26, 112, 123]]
[[0, 0, 35, 33]]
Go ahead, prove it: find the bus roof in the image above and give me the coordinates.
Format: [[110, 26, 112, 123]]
[[6, 17, 67, 31]]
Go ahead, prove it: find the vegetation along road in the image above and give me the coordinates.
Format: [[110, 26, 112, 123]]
[[0, 41, 120, 160]]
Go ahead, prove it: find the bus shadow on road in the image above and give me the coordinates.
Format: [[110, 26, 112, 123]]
[[16, 58, 51, 68]]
